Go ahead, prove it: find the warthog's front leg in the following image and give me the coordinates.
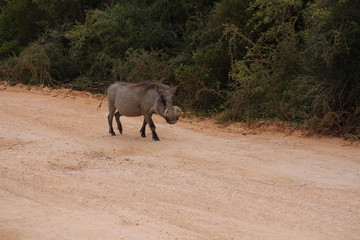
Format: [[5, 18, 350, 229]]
[[115, 111, 123, 134], [144, 114, 160, 141], [140, 119, 147, 138]]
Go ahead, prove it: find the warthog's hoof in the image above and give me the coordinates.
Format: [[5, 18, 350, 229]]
[[152, 136, 160, 141]]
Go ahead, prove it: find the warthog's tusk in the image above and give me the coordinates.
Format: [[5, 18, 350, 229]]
[[164, 108, 168, 117], [174, 106, 182, 116]]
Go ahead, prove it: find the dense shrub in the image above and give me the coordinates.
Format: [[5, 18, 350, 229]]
[[6, 42, 53, 85], [112, 48, 174, 83], [219, 0, 359, 136], [175, 44, 228, 112], [0, 0, 359, 137]]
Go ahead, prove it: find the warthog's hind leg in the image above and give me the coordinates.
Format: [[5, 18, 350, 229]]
[[108, 104, 116, 136], [140, 119, 147, 138], [115, 111, 123, 134]]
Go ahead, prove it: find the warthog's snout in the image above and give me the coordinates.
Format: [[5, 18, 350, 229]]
[[165, 114, 177, 124], [164, 106, 181, 124], [166, 119, 177, 124]]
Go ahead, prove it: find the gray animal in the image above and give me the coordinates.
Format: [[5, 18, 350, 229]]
[[105, 81, 181, 141]]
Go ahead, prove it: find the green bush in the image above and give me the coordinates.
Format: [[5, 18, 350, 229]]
[[175, 44, 227, 112], [219, 0, 360, 136], [297, 0, 360, 136], [1, 38, 74, 87], [0, 40, 22, 58], [0, 0, 44, 45], [6, 43, 53, 85], [112, 48, 174, 83], [0, 0, 358, 137]]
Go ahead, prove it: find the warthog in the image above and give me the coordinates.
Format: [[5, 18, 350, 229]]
[[105, 81, 181, 141]]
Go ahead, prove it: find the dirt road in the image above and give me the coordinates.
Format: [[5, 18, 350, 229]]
[[0, 84, 359, 240]]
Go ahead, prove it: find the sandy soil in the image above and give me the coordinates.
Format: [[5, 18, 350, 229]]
[[0, 83, 359, 240]]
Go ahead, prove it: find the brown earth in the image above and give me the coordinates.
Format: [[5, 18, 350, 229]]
[[0, 83, 359, 240]]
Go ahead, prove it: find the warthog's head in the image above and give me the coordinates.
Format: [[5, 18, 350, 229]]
[[158, 86, 181, 124]]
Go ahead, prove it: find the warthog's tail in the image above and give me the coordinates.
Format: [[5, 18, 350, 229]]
[[97, 87, 108, 111]]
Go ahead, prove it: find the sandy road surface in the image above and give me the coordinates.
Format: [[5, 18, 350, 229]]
[[0, 84, 359, 240]]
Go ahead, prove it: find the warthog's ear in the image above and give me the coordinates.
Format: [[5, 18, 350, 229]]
[[170, 86, 178, 94], [155, 85, 165, 95], [154, 85, 160, 93]]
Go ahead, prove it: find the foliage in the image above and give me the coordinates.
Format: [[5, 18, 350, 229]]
[[0, 0, 359, 136], [33, 0, 106, 28], [0, 0, 44, 44], [0, 0, 44, 59], [112, 48, 174, 83], [219, 0, 359, 136], [222, 0, 303, 121], [297, 0, 360, 135], [175, 44, 228, 112], [5, 42, 53, 85]]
